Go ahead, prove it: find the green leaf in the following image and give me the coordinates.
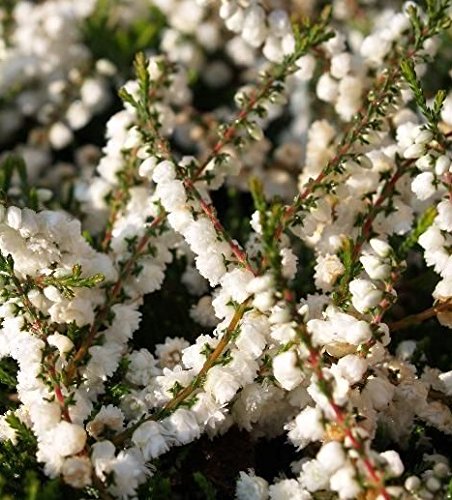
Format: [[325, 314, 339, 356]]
[[398, 205, 437, 257], [193, 472, 217, 500], [0, 360, 17, 389]]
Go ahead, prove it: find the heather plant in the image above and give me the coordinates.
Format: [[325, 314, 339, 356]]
[[0, 1, 451, 499]]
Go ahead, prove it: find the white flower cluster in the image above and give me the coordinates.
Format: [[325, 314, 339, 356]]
[[0, 0, 451, 499]]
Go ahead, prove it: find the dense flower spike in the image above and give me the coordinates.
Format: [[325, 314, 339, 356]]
[[0, 0, 451, 498]]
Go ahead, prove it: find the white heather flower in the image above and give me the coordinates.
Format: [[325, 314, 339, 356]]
[[330, 52, 351, 79], [281, 33, 295, 55], [62, 456, 92, 489], [126, 348, 159, 386], [436, 199, 452, 232], [46, 333, 74, 356], [323, 31, 346, 55], [380, 450, 404, 478], [416, 154, 433, 171], [242, 5, 267, 48], [263, 36, 283, 63], [336, 355, 368, 384], [108, 448, 149, 498], [6, 206, 22, 230], [362, 377, 395, 410], [369, 238, 392, 258], [314, 253, 345, 291], [316, 73, 338, 103], [156, 180, 187, 212], [236, 318, 267, 358], [268, 9, 290, 36], [253, 291, 275, 312], [49, 122, 73, 150], [246, 274, 273, 295], [272, 350, 303, 391], [308, 309, 372, 346], [396, 340, 417, 360], [281, 247, 298, 279], [405, 475, 422, 492], [86, 405, 124, 439], [317, 441, 346, 473], [300, 459, 329, 491], [360, 34, 391, 65], [228, 350, 258, 386], [80, 78, 108, 111], [220, 268, 254, 304], [286, 406, 324, 449], [190, 296, 218, 327], [438, 371, 452, 396], [152, 160, 176, 184], [411, 172, 436, 200], [294, 54, 316, 81], [418, 225, 445, 251], [336, 75, 362, 121], [191, 391, 226, 430], [132, 421, 169, 460], [404, 143, 425, 159], [91, 441, 116, 481], [48, 296, 95, 327], [50, 421, 87, 457], [182, 334, 218, 372], [270, 307, 292, 326], [196, 250, 227, 286], [183, 216, 218, 255], [155, 337, 189, 369], [164, 409, 201, 445], [138, 156, 158, 179], [205, 365, 240, 404], [66, 101, 90, 130], [250, 211, 263, 234], [414, 129, 433, 144], [435, 155, 450, 175], [360, 254, 391, 280], [349, 279, 382, 313], [69, 391, 93, 426], [270, 323, 297, 343], [269, 479, 310, 499], [330, 464, 361, 499], [167, 208, 194, 232], [86, 342, 123, 379], [236, 471, 269, 500]]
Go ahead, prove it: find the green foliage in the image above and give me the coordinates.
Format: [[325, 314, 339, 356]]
[[0, 370, 16, 395], [192, 472, 217, 500], [397, 205, 437, 258], [0, 359, 18, 406], [250, 177, 284, 282], [0, 155, 38, 210], [0, 414, 44, 499], [82, 0, 165, 72], [41, 265, 105, 299], [400, 57, 447, 137]]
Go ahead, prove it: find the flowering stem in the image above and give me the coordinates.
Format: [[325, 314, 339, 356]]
[[5, 269, 73, 421], [192, 15, 333, 180], [112, 298, 251, 446], [388, 299, 452, 332], [184, 179, 257, 274], [334, 159, 410, 305], [101, 152, 139, 252], [159, 298, 251, 415], [65, 214, 164, 383], [283, 291, 391, 498], [192, 77, 275, 180]]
